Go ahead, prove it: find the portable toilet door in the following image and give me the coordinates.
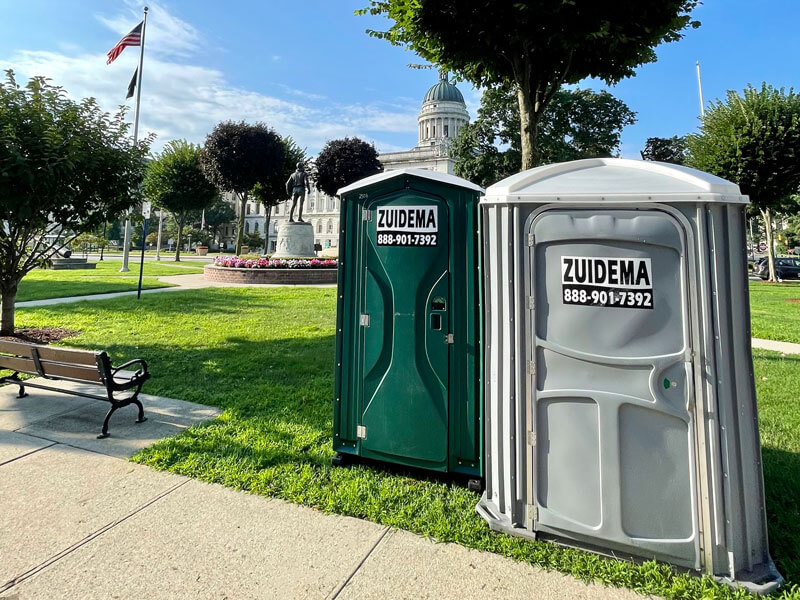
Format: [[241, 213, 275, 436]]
[[334, 168, 483, 481], [478, 159, 782, 593]]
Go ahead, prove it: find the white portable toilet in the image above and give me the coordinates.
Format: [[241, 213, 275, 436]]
[[477, 158, 782, 593]]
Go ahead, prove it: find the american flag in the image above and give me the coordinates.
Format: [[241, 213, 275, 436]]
[[106, 21, 142, 65]]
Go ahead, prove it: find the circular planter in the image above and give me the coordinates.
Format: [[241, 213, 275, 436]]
[[204, 264, 337, 285], [196, 246, 209, 256]]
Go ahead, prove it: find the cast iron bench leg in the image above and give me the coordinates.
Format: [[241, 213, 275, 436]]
[[18, 384, 27, 398]]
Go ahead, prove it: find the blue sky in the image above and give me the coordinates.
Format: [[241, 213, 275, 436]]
[[1, 0, 798, 159]]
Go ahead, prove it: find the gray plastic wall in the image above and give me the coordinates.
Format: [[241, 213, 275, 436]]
[[478, 200, 782, 593]]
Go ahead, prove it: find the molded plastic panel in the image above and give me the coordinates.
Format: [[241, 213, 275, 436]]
[[360, 193, 450, 466], [530, 208, 698, 566]]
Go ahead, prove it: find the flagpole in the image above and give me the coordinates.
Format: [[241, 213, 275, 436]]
[[696, 61, 705, 118], [121, 5, 149, 273]]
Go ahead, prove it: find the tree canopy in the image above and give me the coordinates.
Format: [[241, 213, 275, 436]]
[[314, 137, 382, 197], [0, 70, 150, 334], [203, 197, 236, 245], [688, 84, 800, 281], [251, 136, 307, 244], [144, 140, 218, 261], [641, 136, 689, 164], [453, 86, 636, 188], [359, 0, 699, 169], [200, 121, 285, 254]]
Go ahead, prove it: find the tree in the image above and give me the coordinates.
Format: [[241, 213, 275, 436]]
[[200, 121, 285, 254], [688, 85, 800, 282], [359, 0, 699, 169], [242, 231, 264, 253], [641, 136, 689, 164], [203, 197, 236, 246], [314, 137, 382, 197], [143, 140, 218, 262], [453, 86, 636, 188], [0, 71, 150, 334], [251, 136, 307, 245]]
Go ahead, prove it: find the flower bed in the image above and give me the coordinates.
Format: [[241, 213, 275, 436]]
[[214, 256, 337, 269], [204, 257, 338, 285]]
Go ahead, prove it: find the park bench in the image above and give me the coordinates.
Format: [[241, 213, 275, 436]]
[[0, 340, 149, 438]]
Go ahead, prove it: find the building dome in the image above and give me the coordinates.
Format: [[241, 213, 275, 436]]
[[423, 78, 465, 104], [417, 71, 469, 148]]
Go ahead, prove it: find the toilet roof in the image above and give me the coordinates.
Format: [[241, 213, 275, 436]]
[[483, 158, 747, 204], [337, 167, 483, 196]]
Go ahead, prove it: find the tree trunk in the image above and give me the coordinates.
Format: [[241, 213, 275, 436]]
[[516, 71, 542, 171], [1, 284, 19, 336], [175, 213, 185, 262], [264, 205, 273, 255], [761, 207, 777, 282], [235, 193, 247, 255]]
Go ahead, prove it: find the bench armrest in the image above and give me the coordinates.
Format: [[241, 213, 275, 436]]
[[112, 359, 149, 380]]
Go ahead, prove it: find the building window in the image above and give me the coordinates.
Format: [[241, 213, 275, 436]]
[[245, 222, 250, 233], [256, 204, 261, 215], [317, 221, 322, 233], [246, 204, 251, 215], [432, 125, 436, 136], [254, 222, 259, 233], [327, 220, 333, 234], [444, 125, 449, 137], [328, 196, 335, 211]]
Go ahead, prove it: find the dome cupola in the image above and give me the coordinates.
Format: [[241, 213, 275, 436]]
[[423, 70, 465, 104], [417, 70, 470, 147]]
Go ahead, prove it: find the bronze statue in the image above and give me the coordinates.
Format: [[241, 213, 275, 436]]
[[285, 162, 310, 223]]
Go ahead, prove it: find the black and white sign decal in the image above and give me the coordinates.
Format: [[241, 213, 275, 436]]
[[376, 205, 438, 246], [561, 256, 654, 309]]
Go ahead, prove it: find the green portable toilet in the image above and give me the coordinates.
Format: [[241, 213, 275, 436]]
[[333, 168, 483, 485]]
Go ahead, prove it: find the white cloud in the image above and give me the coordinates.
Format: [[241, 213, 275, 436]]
[[96, 0, 202, 59], [3, 47, 417, 155], [0, 0, 418, 153], [2, 1, 419, 155]]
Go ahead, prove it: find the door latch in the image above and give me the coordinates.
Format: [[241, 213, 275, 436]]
[[445, 333, 454, 344], [360, 314, 370, 327], [362, 209, 372, 222], [356, 425, 367, 439]]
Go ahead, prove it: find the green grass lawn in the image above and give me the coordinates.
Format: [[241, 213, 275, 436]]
[[11, 288, 800, 600], [16, 261, 204, 302], [750, 281, 800, 344]]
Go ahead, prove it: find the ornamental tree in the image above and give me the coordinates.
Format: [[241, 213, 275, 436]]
[[314, 137, 382, 197], [453, 86, 636, 188], [202, 197, 236, 247], [0, 71, 150, 335], [641, 136, 689, 165], [143, 140, 218, 261], [360, 0, 699, 169], [688, 84, 800, 282], [200, 121, 285, 254]]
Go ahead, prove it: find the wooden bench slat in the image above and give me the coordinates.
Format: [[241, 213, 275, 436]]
[[0, 354, 102, 383], [0, 340, 99, 366]]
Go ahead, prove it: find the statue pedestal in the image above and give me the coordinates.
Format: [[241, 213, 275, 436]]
[[272, 221, 315, 258]]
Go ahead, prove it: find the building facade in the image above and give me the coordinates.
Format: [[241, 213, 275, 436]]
[[217, 72, 469, 255]]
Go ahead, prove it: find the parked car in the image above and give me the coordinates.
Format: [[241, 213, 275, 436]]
[[756, 256, 800, 280]]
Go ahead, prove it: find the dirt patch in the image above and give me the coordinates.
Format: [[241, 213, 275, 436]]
[[0, 327, 81, 344], [787, 299, 800, 304]]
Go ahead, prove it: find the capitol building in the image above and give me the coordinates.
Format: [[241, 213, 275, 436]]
[[219, 71, 469, 254]]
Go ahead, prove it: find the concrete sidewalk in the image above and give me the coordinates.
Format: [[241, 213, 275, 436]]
[[16, 273, 336, 308], [0, 382, 639, 600], [751, 337, 800, 355]]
